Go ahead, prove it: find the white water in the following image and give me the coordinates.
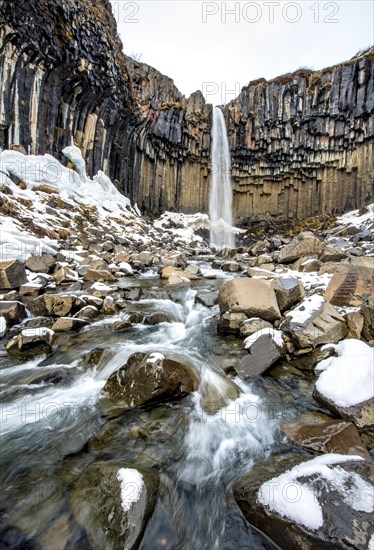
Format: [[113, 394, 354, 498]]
[[209, 107, 235, 249]]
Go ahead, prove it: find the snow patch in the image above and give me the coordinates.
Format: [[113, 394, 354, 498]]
[[315, 339, 374, 407], [258, 454, 368, 532], [286, 294, 324, 325], [117, 468, 144, 512], [244, 328, 284, 350]]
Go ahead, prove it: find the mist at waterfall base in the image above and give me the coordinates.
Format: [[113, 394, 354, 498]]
[[209, 107, 236, 249]]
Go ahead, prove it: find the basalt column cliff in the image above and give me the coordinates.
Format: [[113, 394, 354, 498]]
[[0, 0, 373, 222], [225, 52, 374, 223]]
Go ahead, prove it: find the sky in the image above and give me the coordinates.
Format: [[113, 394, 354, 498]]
[[111, 1, 374, 106]]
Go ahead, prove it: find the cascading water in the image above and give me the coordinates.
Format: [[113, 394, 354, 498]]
[[209, 107, 235, 249]]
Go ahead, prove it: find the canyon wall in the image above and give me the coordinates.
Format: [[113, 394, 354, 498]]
[[225, 53, 374, 223], [0, 0, 373, 222]]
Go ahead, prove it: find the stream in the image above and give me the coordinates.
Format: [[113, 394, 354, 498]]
[[0, 263, 308, 549]]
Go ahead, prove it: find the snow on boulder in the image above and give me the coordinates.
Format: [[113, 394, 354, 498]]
[[234, 452, 373, 550], [314, 339, 374, 429], [70, 462, 158, 550], [281, 294, 347, 349], [62, 145, 87, 180]]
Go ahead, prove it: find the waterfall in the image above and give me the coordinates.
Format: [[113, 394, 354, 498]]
[[209, 107, 235, 249]]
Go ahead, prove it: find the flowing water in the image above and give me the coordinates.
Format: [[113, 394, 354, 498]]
[[0, 269, 306, 549], [209, 107, 235, 249]]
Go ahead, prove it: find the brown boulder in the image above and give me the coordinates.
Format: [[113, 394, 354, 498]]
[[100, 352, 198, 417], [25, 254, 56, 273], [0, 301, 27, 325], [0, 260, 27, 289], [281, 412, 371, 460], [278, 232, 324, 263], [218, 278, 281, 322]]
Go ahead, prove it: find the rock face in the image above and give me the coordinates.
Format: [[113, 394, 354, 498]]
[[218, 278, 281, 322], [101, 352, 198, 416], [1, 0, 373, 221], [226, 51, 374, 223]]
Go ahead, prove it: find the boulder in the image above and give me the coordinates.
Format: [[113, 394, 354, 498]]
[[100, 352, 198, 417], [217, 312, 248, 334], [18, 327, 54, 351], [281, 412, 371, 460], [28, 295, 74, 317], [278, 232, 324, 263], [235, 329, 285, 378], [0, 260, 27, 289], [218, 278, 281, 322], [25, 254, 56, 273], [52, 317, 88, 332], [102, 296, 120, 315], [53, 265, 79, 284], [274, 277, 304, 312], [168, 273, 190, 286], [71, 462, 158, 550], [319, 245, 347, 263], [314, 340, 374, 430], [239, 318, 273, 338], [0, 301, 27, 325], [84, 269, 116, 282], [6, 327, 54, 355], [324, 265, 373, 307], [195, 290, 218, 308], [222, 261, 240, 272], [160, 266, 197, 280], [281, 295, 347, 348], [19, 283, 43, 296], [234, 453, 374, 550], [360, 296, 374, 342], [73, 305, 99, 320], [344, 311, 364, 339]]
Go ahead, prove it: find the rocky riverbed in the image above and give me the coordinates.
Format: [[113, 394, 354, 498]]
[[0, 147, 373, 549]]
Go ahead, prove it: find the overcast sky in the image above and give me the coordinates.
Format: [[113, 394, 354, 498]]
[[111, 1, 373, 105]]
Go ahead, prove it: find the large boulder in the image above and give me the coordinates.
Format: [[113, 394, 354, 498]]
[[25, 254, 56, 273], [0, 301, 27, 325], [28, 295, 74, 317], [84, 269, 116, 282], [324, 265, 374, 307], [0, 260, 27, 289], [218, 278, 281, 322], [278, 232, 324, 263], [274, 277, 304, 312], [281, 412, 371, 460], [100, 352, 199, 417], [71, 462, 158, 550], [281, 295, 347, 349], [314, 340, 374, 430], [6, 327, 54, 355], [235, 453, 374, 550], [235, 329, 285, 378], [52, 317, 88, 332]]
